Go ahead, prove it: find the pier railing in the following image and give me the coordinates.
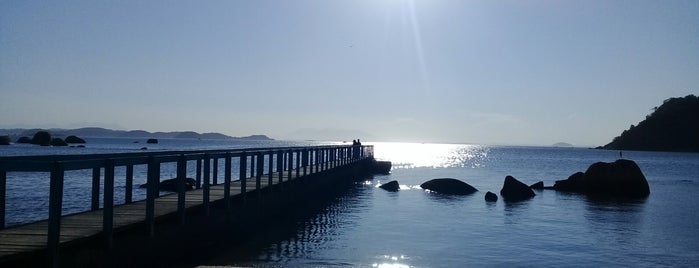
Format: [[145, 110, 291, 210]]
[[0, 144, 373, 237]]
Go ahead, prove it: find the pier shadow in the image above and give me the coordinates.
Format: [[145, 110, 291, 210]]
[[174, 176, 373, 268]]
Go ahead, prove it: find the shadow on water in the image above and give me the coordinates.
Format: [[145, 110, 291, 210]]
[[178, 177, 373, 267]]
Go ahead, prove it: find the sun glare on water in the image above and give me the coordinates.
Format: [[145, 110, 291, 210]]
[[369, 142, 488, 168]]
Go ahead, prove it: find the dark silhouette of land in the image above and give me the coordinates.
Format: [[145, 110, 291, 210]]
[[0, 127, 273, 141], [602, 95, 699, 152]]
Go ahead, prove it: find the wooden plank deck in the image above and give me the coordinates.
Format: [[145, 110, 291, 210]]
[[0, 161, 331, 260]]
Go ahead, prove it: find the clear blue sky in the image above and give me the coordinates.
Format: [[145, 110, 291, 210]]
[[1, 0, 697, 146]]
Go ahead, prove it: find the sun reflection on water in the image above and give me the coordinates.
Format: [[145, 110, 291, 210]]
[[372, 254, 411, 268], [370, 142, 488, 169]]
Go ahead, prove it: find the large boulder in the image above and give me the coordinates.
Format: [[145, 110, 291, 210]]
[[554, 159, 650, 199], [31, 131, 52, 146], [420, 178, 478, 195], [371, 160, 392, 174], [379, 180, 400, 191], [16, 136, 32, 143], [0, 135, 10, 145], [500, 175, 536, 202], [50, 138, 68, 146], [65, 135, 86, 143], [529, 181, 544, 189], [140, 177, 196, 192]]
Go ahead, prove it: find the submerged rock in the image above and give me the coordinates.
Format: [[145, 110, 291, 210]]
[[147, 138, 158, 144], [485, 191, 498, 202], [379, 180, 400, 191], [500, 175, 536, 202], [554, 159, 650, 199], [420, 178, 478, 195], [16, 136, 32, 143]]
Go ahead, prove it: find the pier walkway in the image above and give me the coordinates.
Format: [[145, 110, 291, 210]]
[[0, 144, 380, 267]]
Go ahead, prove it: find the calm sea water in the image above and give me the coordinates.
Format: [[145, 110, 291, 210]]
[[2, 139, 699, 267]]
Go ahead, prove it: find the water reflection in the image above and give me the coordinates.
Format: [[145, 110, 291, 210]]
[[372, 255, 411, 268], [370, 142, 488, 168], [584, 199, 647, 241]]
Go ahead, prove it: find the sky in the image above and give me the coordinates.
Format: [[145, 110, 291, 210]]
[[1, 0, 697, 146]]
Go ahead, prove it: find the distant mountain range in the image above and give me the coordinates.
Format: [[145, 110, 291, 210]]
[[0, 127, 273, 141], [601, 94, 699, 152]]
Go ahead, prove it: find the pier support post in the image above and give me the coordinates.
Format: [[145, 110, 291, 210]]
[[48, 161, 64, 268]]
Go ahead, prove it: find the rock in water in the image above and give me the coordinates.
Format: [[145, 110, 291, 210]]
[[50, 138, 68, 146], [65, 135, 86, 143], [0, 135, 10, 145], [147, 138, 158, 144], [485, 191, 498, 202], [500, 175, 536, 202], [31, 131, 52, 146], [420, 178, 478, 195], [379, 180, 400, 191], [554, 159, 650, 199], [140, 177, 196, 192], [529, 181, 544, 189], [16, 136, 32, 143]]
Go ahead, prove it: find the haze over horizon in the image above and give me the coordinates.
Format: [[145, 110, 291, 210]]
[[2, 1, 697, 147]]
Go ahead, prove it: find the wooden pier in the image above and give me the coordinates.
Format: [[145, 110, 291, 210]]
[[0, 145, 384, 267]]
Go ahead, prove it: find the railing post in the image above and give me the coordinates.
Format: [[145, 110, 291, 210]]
[[276, 151, 284, 186], [250, 153, 256, 179], [213, 157, 218, 185], [203, 154, 211, 216], [91, 167, 100, 210], [239, 152, 247, 199], [125, 165, 133, 204], [0, 169, 5, 230], [303, 149, 308, 176], [224, 153, 231, 210], [103, 159, 115, 250], [268, 152, 273, 188], [196, 158, 202, 189], [287, 150, 293, 180], [176, 155, 186, 225], [295, 149, 301, 178], [256, 153, 263, 191], [48, 161, 64, 268], [146, 156, 157, 237]]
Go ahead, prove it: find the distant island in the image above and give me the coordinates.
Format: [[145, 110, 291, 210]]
[[0, 127, 273, 141], [601, 94, 699, 152], [552, 142, 573, 147]]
